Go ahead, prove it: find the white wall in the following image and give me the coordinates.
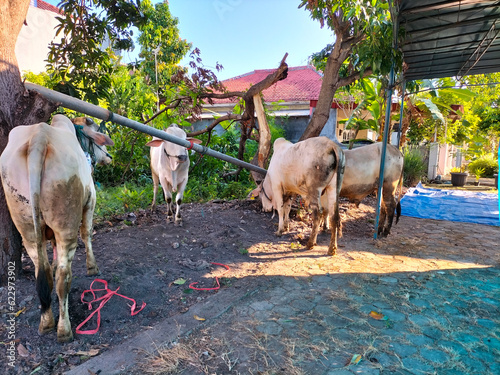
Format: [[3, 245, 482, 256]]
[[15, 6, 60, 74]]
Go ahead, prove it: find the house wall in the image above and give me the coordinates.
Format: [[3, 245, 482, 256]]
[[427, 143, 461, 179], [16, 5, 59, 74]]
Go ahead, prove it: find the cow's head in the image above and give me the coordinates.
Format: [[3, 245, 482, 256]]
[[146, 124, 201, 171], [71, 117, 114, 166], [249, 176, 274, 212]]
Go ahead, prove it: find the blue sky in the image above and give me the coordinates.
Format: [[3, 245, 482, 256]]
[[42, 0, 333, 80]]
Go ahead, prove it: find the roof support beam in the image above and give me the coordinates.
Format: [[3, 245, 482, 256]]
[[458, 21, 500, 79], [401, 0, 497, 15]]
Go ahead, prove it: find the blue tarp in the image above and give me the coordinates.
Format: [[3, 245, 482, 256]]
[[401, 182, 500, 226]]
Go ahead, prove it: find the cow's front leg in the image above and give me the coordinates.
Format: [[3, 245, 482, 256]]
[[174, 178, 188, 226], [161, 181, 174, 222], [55, 241, 77, 342], [151, 171, 160, 211], [81, 199, 99, 275]]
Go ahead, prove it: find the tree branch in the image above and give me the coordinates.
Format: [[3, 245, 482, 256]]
[[337, 68, 373, 88], [187, 113, 241, 137]]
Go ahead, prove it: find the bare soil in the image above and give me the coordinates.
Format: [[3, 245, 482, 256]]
[[0, 184, 498, 374]]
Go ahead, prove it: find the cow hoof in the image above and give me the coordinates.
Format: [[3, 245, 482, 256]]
[[38, 325, 55, 335], [57, 331, 73, 343], [39, 312, 55, 335], [274, 230, 283, 237], [38, 323, 55, 335], [87, 266, 100, 276], [327, 248, 337, 256], [306, 241, 316, 250]]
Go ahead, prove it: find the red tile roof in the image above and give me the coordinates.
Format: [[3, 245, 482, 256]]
[[36, 0, 62, 14], [218, 65, 322, 103]]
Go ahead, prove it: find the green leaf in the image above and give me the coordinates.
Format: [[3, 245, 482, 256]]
[[173, 278, 186, 285], [420, 98, 446, 124]]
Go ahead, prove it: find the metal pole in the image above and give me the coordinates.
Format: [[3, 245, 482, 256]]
[[25, 83, 267, 176], [374, 66, 396, 240]]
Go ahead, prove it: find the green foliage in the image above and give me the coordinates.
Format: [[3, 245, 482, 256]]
[[183, 125, 254, 202], [304, 0, 396, 77], [22, 71, 58, 88], [342, 78, 386, 146], [467, 154, 498, 178], [94, 183, 154, 221], [403, 147, 426, 186], [405, 78, 476, 145], [138, 0, 191, 92], [47, 0, 150, 103], [92, 62, 158, 185]]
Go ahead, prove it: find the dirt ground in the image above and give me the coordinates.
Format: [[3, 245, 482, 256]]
[[0, 187, 498, 374]]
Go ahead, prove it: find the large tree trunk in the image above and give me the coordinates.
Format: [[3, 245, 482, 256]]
[[299, 14, 369, 142], [300, 50, 344, 141], [0, 0, 58, 284]]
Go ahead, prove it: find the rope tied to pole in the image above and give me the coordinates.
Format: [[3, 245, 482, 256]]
[[99, 111, 114, 135]]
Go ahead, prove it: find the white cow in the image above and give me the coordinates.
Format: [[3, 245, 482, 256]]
[[250, 137, 345, 256], [0, 114, 113, 342], [321, 142, 404, 237], [146, 124, 201, 224]]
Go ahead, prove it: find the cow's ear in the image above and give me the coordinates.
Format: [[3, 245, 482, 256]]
[[187, 137, 202, 145], [91, 132, 114, 146], [145, 139, 163, 148], [82, 126, 114, 146], [248, 185, 262, 199]]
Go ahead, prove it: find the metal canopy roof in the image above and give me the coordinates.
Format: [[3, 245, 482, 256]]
[[396, 0, 500, 81]]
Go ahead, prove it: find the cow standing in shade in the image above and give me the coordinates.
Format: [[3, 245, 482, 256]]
[[321, 142, 404, 237], [146, 124, 201, 225], [250, 137, 345, 256], [0, 114, 113, 342]]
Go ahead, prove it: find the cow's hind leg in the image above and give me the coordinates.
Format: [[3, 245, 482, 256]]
[[327, 208, 341, 256], [306, 208, 322, 249], [377, 200, 388, 237], [283, 196, 292, 231], [381, 194, 397, 237], [54, 239, 77, 342], [25, 242, 56, 335], [81, 199, 99, 275]]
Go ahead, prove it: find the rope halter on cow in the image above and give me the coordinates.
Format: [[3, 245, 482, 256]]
[[163, 148, 188, 162]]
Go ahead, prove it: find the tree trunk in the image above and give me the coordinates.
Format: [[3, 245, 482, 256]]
[[0, 0, 58, 284], [250, 94, 271, 184], [299, 14, 369, 142], [300, 51, 344, 141]]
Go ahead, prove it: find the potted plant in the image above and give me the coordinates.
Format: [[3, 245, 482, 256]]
[[474, 167, 485, 186], [450, 166, 468, 187]]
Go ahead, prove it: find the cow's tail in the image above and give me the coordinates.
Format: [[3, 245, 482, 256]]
[[27, 128, 52, 314], [335, 146, 346, 237], [395, 165, 404, 225]]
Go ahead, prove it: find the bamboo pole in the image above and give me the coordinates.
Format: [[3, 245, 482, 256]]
[[25, 83, 267, 176]]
